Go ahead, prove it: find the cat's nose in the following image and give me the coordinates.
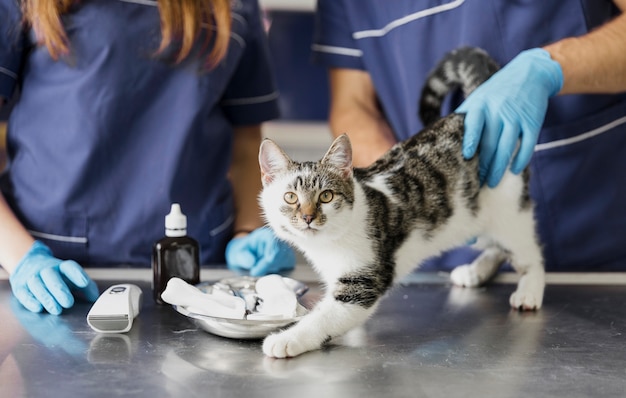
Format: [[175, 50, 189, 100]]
[[302, 214, 315, 224]]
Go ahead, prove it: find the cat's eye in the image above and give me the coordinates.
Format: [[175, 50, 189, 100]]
[[284, 192, 298, 204], [319, 190, 334, 203]]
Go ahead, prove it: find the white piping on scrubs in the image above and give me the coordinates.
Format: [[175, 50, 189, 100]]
[[535, 116, 626, 152], [232, 13, 247, 26], [352, 0, 466, 40], [210, 214, 234, 237], [28, 230, 89, 244], [0, 67, 17, 80], [27, 213, 237, 242], [119, 0, 157, 6], [221, 90, 279, 106], [229, 31, 246, 48], [310, 44, 363, 58]]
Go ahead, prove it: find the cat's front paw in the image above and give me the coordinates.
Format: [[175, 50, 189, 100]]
[[263, 330, 318, 358], [450, 264, 481, 287], [509, 289, 543, 311], [509, 271, 544, 310]]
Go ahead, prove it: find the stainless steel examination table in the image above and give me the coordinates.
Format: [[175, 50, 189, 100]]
[[1, 266, 625, 398]]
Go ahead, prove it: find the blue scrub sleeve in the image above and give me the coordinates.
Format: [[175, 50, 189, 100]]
[[312, 0, 365, 70], [0, 0, 24, 99], [221, 1, 280, 126]]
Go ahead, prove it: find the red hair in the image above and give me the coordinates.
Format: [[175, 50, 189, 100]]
[[21, 0, 232, 67]]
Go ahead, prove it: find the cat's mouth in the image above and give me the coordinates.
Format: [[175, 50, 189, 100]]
[[300, 225, 319, 234]]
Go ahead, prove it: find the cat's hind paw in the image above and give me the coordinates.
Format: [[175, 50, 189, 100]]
[[450, 264, 481, 287], [263, 331, 315, 358]]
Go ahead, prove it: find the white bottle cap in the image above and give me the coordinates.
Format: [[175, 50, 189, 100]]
[[165, 203, 187, 237]]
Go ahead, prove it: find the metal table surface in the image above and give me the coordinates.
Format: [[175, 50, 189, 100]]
[[1, 266, 625, 398]]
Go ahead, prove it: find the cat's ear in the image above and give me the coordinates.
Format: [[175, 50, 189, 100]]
[[259, 138, 292, 186], [322, 134, 353, 179]]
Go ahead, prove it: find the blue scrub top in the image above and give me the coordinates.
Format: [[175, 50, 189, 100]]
[[0, 0, 279, 266], [313, 0, 626, 271]]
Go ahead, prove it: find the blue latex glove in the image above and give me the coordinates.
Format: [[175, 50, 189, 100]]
[[457, 48, 563, 187], [226, 227, 296, 276], [9, 241, 100, 315]]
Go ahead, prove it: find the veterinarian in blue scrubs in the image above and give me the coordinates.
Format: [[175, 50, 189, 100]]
[[0, 0, 295, 315], [313, 0, 626, 271]]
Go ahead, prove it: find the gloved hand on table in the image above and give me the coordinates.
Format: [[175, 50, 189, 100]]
[[457, 48, 563, 188], [226, 227, 296, 276], [9, 241, 100, 315]]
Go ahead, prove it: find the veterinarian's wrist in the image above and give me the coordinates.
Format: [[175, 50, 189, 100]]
[[232, 227, 260, 238], [520, 48, 563, 96]]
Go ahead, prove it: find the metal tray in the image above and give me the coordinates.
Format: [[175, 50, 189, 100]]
[[172, 276, 309, 339]]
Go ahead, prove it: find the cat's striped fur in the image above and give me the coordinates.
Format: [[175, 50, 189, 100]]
[[419, 47, 500, 127], [259, 47, 545, 358]]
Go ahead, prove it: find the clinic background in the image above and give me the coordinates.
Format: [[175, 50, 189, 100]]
[[0, 0, 331, 174]]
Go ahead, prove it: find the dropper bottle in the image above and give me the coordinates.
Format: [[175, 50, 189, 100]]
[[152, 203, 200, 304]]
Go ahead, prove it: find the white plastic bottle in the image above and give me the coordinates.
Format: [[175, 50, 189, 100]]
[[152, 203, 200, 304]]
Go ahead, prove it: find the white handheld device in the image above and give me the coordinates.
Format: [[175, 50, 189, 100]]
[[87, 284, 143, 333]]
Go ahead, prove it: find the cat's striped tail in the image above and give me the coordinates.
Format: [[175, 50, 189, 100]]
[[419, 47, 500, 127]]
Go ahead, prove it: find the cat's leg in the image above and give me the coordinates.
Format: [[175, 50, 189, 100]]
[[450, 241, 508, 287], [263, 295, 377, 358], [505, 236, 545, 310], [491, 211, 545, 310]]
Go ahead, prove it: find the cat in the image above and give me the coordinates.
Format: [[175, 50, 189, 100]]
[[258, 47, 545, 358]]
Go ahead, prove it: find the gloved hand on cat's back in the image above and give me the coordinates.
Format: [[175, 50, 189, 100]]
[[456, 48, 563, 188], [9, 241, 100, 315], [225, 227, 296, 276]]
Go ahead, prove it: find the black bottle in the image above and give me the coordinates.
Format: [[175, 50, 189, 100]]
[[152, 203, 200, 304]]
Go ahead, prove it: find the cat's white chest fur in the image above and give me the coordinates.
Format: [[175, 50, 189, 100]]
[[262, 178, 374, 284]]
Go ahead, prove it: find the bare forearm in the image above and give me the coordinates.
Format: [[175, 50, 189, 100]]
[[0, 100, 33, 272], [329, 104, 396, 167], [544, 8, 626, 95], [0, 122, 7, 172], [0, 194, 35, 273], [328, 68, 397, 167], [229, 125, 265, 236]]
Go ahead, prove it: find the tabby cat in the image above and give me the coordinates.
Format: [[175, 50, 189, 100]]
[[258, 47, 545, 358]]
